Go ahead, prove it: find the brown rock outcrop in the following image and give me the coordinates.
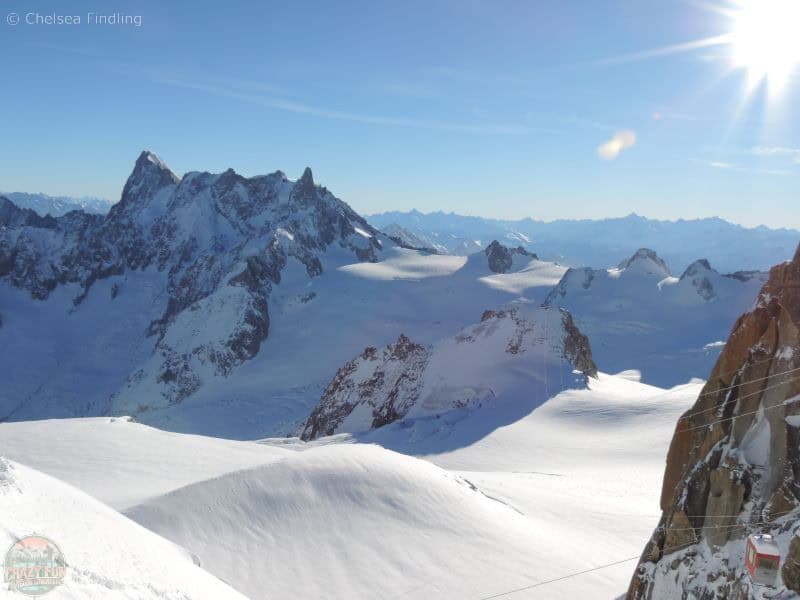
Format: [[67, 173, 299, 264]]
[[629, 243, 800, 598], [783, 535, 800, 593]]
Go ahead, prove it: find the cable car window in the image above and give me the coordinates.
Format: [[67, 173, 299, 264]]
[[757, 558, 778, 570]]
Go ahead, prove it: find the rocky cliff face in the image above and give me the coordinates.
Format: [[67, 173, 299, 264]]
[[628, 243, 800, 599], [484, 240, 536, 274], [301, 306, 596, 440], [0, 151, 384, 416]]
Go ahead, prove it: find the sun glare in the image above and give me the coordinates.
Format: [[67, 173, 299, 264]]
[[729, 0, 800, 90]]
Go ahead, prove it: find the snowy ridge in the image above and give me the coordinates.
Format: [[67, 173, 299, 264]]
[[1, 191, 112, 217], [380, 222, 445, 253], [0, 372, 699, 599], [0, 456, 246, 599], [124, 444, 558, 600], [0, 151, 385, 422], [301, 305, 596, 440]]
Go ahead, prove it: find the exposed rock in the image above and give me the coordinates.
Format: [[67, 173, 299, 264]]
[[680, 259, 718, 301], [561, 309, 598, 377], [1, 152, 385, 414], [664, 510, 697, 550], [380, 223, 443, 254], [725, 270, 764, 283], [294, 167, 316, 200], [301, 334, 431, 441], [619, 248, 671, 277], [783, 535, 800, 593], [0, 196, 59, 229], [484, 240, 535, 274], [702, 462, 746, 548], [628, 242, 800, 599], [301, 306, 596, 440], [485, 240, 513, 273]]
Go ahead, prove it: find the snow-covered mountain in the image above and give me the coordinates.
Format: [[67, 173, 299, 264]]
[[1, 152, 786, 440], [301, 305, 596, 440], [368, 209, 799, 272], [0, 152, 383, 427], [379, 222, 445, 253], [544, 248, 769, 387], [0, 154, 569, 438], [2, 191, 112, 216], [629, 242, 800, 598]]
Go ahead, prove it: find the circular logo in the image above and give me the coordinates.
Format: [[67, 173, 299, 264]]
[[3, 536, 66, 596]]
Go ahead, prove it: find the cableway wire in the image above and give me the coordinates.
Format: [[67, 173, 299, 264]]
[[474, 512, 799, 599]]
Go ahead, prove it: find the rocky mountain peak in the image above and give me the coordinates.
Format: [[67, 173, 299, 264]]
[[114, 151, 180, 214], [485, 240, 513, 273], [391, 334, 424, 359], [295, 167, 316, 199], [680, 258, 714, 280], [484, 240, 534, 273], [759, 241, 800, 327], [619, 248, 671, 277], [679, 259, 719, 301], [0, 151, 390, 415]]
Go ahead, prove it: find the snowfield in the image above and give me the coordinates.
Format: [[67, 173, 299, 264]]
[[0, 417, 289, 510], [0, 457, 246, 599], [0, 374, 697, 599]]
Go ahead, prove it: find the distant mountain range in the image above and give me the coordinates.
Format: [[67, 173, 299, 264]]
[[1, 191, 112, 216], [2, 156, 796, 439], [368, 209, 800, 272]]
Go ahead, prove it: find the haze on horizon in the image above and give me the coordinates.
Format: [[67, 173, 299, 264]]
[[1, 0, 799, 228]]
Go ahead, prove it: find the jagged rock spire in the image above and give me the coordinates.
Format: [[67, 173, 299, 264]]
[[294, 167, 316, 199], [115, 151, 180, 213]]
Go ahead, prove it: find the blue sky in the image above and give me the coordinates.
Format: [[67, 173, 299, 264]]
[[1, 0, 799, 227]]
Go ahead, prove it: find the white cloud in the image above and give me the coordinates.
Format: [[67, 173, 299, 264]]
[[752, 146, 800, 163], [702, 159, 789, 176], [597, 130, 637, 160]]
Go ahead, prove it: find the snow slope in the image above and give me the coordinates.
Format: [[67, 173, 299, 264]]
[[0, 457, 245, 599], [126, 245, 566, 438], [0, 417, 286, 510], [126, 445, 572, 600], [379, 222, 446, 253], [0, 417, 289, 510], [0, 374, 698, 599], [301, 305, 595, 440]]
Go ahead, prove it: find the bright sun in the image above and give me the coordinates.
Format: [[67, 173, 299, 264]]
[[729, 0, 800, 89]]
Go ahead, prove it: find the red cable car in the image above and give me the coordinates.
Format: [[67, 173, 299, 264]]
[[746, 533, 781, 587]]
